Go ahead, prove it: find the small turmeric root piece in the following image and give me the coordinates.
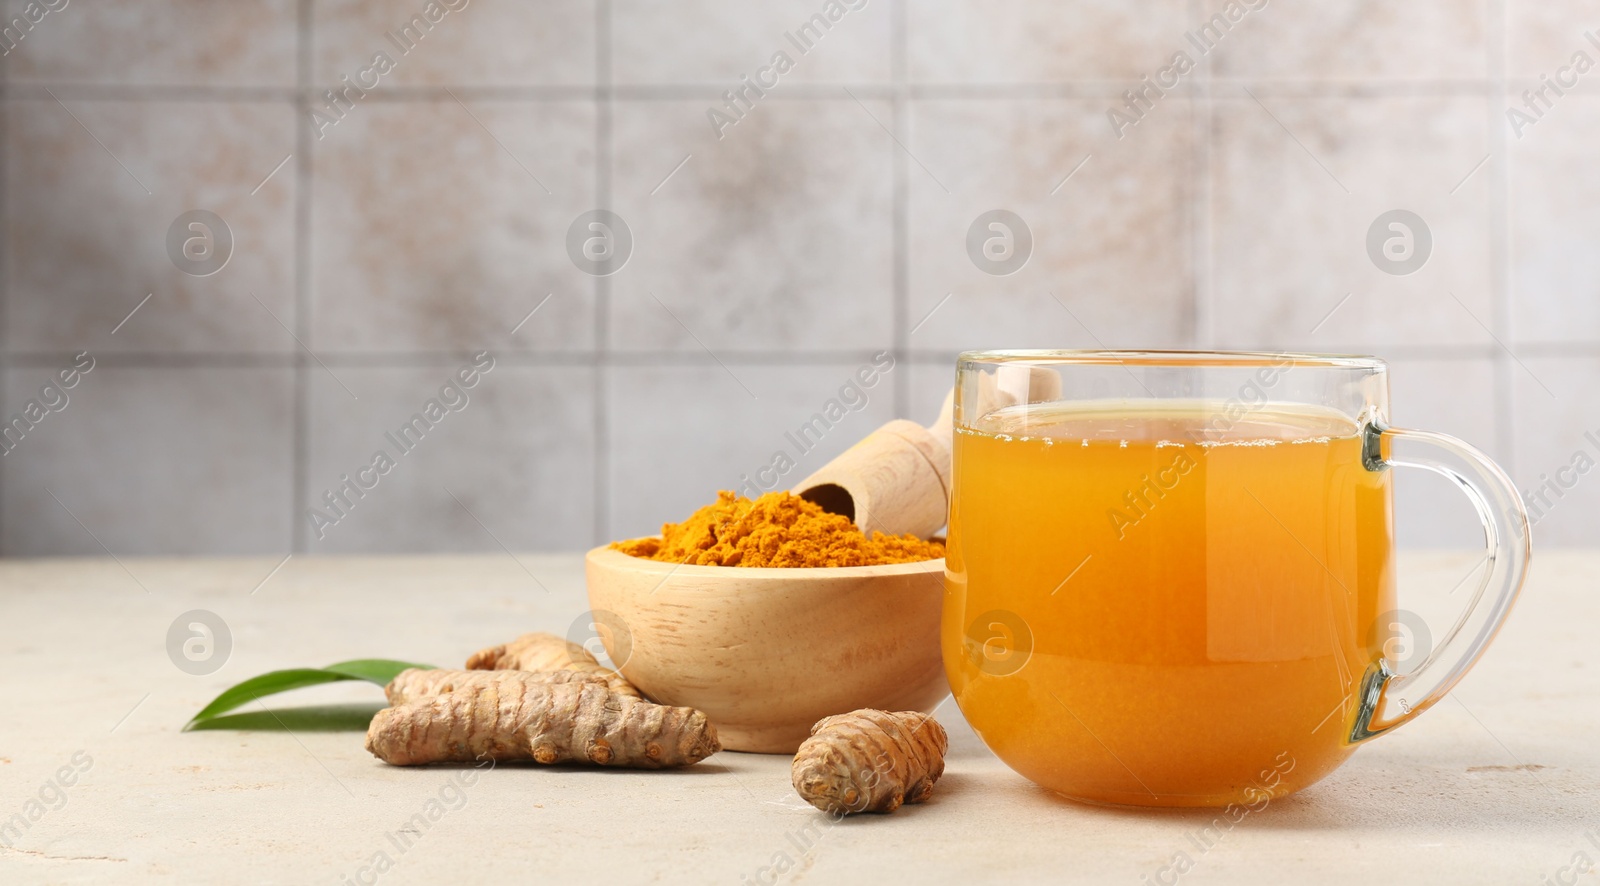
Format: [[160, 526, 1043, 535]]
[[464, 632, 639, 698], [385, 668, 609, 707], [791, 709, 948, 814], [463, 631, 598, 672], [366, 679, 719, 768]]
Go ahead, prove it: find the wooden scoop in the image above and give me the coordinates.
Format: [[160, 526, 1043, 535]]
[[791, 368, 1060, 539], [790, 397, 954, 540]]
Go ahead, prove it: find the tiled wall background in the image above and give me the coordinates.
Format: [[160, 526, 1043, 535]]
[[1, 0, 1596, 556]]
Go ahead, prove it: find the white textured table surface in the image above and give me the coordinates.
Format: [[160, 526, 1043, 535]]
[[0, 551, 1594, 885]]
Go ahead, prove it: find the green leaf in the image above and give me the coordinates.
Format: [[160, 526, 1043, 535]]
[[186, 703, 388, 733], [322, 659, 435, 684], [184, 659, 434, 731]]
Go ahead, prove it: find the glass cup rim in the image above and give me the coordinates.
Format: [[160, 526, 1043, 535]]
[[957, 349, 1386, 371]]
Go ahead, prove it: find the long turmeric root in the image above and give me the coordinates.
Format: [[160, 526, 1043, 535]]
[[791, 710, 948, 814], [385, 667, 608, 707], [366, 678, 719, 768], [465, 632, 638, 698]]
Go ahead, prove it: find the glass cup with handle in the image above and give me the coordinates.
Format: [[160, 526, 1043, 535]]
[[942, 350, 1531, 807]]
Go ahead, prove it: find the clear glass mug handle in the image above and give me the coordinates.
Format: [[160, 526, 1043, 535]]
[[1350, 422, 1533, 741]]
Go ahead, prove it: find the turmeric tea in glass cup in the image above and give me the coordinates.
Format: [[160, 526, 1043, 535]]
[[942, 351, 1531, 808]]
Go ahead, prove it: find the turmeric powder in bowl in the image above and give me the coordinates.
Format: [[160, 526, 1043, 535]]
[[612, 491, 944, 568]]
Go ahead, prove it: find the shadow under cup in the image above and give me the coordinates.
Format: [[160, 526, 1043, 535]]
[[940, 351, 1531, 808]]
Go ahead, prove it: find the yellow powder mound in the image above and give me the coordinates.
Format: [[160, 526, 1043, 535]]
[[612, 491, 945, 568]]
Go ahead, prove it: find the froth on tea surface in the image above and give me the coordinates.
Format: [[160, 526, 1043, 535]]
[[943, 399, 1396, 806]]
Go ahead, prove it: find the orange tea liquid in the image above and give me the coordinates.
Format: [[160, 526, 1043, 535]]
[[943, 400, 1395, 806]]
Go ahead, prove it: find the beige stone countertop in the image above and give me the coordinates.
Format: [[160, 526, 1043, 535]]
[[0, 551, 1594, 885]]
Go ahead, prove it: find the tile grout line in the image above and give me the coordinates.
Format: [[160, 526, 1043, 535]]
[[1189, 0, 1214, 349], [1487, 0, 1515, 469], [0, 56, 8, 553], [891, 0, 909, 418], [2, 341, 1592, 368], [593, 0, 612, 547], [5, 80, 1580, 102], [290, 0, 312, 554]]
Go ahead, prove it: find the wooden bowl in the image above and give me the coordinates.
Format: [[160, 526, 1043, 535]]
[[585, 545, 949, 754]]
